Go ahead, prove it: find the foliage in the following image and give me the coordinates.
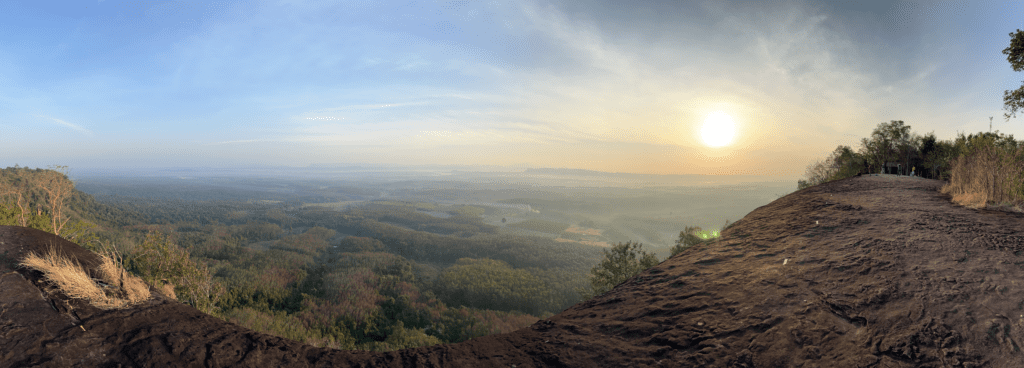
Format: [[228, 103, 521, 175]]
[[0, 200, 53, 231], [507, 218, 571, 234], [798, 121, 988, 189], [124, 231, 223, 313], [349, 203, 498, 237], [295, 208, 602, 271], [2, 166, 594, 352], [452, 205, 485, 218], [858, 120, 915, 175], [219, 307, 357, 350], [670, 225, 712, 256], [941, 132, 1024, 207], [233, 221, 283, 243], [433, 258, 554, 315], [1004, 29, 1024, 119], [919, 132, 958, 180], [0, 166, 103, 246], [336, 236, 386, 252], [270, 227, 335, 255], [798, 145, 866, 189], [582, 241, 659, 298], [799, 118, 1024, 209]]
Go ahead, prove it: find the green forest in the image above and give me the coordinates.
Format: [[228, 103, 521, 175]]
[[2, 163, 746, 351], [2, 167, 698, 351]]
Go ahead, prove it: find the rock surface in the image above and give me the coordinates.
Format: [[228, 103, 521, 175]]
[[3, 175, 1024, 367]]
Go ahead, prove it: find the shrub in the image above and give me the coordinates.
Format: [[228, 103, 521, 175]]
[[125, 231, 222, 313], [582, 241, 659, 298], [670, 225, 717, 256]]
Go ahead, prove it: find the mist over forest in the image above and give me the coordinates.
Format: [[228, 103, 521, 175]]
[[73, 166, 795, 258]]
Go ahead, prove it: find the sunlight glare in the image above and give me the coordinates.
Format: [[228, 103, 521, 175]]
[[700, 111, 737, 148]]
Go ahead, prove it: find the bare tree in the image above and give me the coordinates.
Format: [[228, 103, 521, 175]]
[[0, 176, 30, 227], [799, 158, 834, 189], [11, 192, 29, 227], [36, 166, 74, 236]]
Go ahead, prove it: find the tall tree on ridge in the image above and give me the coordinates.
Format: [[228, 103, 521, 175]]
[[1003, 29, 1024, 120], [860, 120, 911, 174]]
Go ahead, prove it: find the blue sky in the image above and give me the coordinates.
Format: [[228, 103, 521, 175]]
[[1, 0, 1021, 176]]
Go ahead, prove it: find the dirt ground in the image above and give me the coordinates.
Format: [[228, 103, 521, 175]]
[[3, 174, 1024, 367]]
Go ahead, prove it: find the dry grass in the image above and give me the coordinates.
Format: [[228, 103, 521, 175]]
[[19, 247, 150, 309], [158, 280, 177, 300], [948, 191, 988, 209], [942, 145, 1024, 209], [96, 251, 151, 304]]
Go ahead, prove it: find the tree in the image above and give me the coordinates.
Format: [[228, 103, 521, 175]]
[[35, 166, 74, 236], [932, 139, 957, 180], [0, 166, 98, 244], [919, 132, 939, 178], [798, 145, 864, 189], [582, 241, 659, 298], [859, 136, 884, 174], [1004, 29, 1024, 120], [0, 184, 30, 227], [799, 158, 832, 190], [827, 145, 865, 179], [671, 226, 706, 256], [859, 121, 911, 174], [433, 258, 553, 315]]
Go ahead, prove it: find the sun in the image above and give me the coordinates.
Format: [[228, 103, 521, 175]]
[[700, 111, 737, 148]]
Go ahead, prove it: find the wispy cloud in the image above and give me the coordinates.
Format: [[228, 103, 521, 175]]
[[37, 116, 93, 136], [0, 0, 1018, 173]]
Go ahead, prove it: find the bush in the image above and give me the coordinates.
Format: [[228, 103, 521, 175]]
[[670, 226, 716, 256], [582, 241, 659, 298], [799, 145, 865, 189], [125, 231, 222, 313]]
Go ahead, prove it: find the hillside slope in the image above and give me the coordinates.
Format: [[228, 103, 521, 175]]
[[3, 175, 1024, 367]]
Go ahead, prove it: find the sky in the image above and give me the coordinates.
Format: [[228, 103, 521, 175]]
[[0, 0, 1022, 177]]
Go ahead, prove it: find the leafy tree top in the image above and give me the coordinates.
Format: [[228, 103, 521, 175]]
[[1004, 29, 1024, 119]]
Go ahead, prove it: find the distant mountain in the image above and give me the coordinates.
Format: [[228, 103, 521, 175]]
[[524, 168, 617, 176]]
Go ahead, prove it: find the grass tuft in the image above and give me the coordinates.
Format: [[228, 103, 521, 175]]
[[96, 250, 151, 304], [19, 247, 151, 309]]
